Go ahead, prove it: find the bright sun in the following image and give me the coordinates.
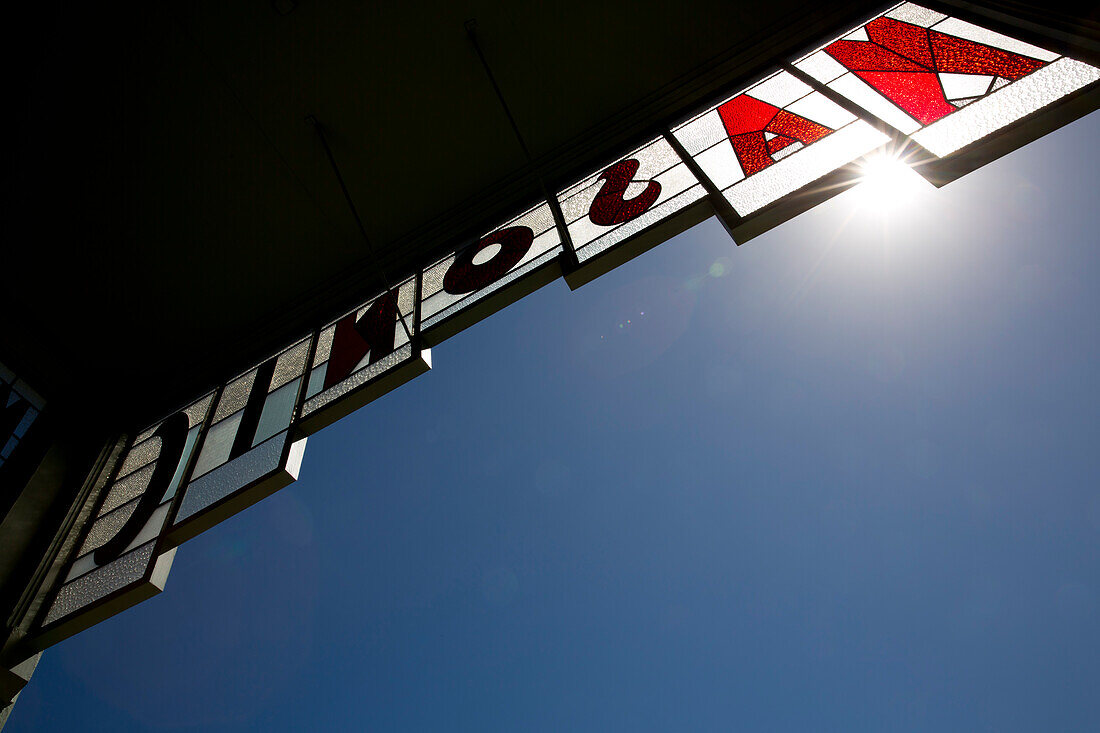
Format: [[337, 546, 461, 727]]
[[854, 152, 927, 212]]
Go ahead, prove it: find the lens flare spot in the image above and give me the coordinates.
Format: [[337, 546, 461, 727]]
[[854, 152, 927, 213]]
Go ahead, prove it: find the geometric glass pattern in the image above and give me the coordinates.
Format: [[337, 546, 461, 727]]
[[671, 69, 890, 216], [0, 360, 45, 470], [168, 338, 311, 543], [298, 275, 430, 436], [39, 393, 215, 632], [420, 202, 562, 343], [794, 3, 1100, 156], [557, 136, 707, 270]]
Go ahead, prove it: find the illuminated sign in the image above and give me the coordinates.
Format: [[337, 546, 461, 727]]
[[26, 2, 1099, 654]]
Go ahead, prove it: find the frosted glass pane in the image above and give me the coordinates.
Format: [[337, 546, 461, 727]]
[[693, 139, 744, 189], [100, 463, 155, 514], [271, 339, 311, 391], [420, 201, 563, 328], [747, 72, 812, 108], [45, 542, 157, 625], [558, 137, 702, 261], [117, 435, 162, 478], [724, 120, 888, 215], [793, 2, 1096, 158], [785, 94, 856, 129], [885, 3, 946, 27], [78, 498, 140, 556], [302, 345, 413, 417], [175, 431, 296, 523], [827, 75, 921, 134], [312, 277, 416, 375], [673, 69, 888, 217], [912, 58, 1100, 155], [569, 185, 707, 263], [253, 378, 300, 446], [191, 411, 243, 478], [214, 370, 257, 422], [306, 363, 327, 399]]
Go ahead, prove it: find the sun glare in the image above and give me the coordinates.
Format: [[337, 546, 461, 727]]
[[854, 152, 927, 213]]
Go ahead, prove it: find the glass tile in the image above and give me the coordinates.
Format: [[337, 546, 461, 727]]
[[270, 338, 311, 391], [797, 51, 849, 84], [190, 411, 243, 478], [185, 393, 215, 426], [567, 185, 707, 262], [314, 327, 335, 365], [558, 137, 703, 264], [165, 424, 202, 498], [672, 69, 889, 218], [311, 276, 417, 385], [912, 58, 1100, 155], [302, 345, 413, 418], [793, 3, 1098, 158], [305, 362, 328, 399], [214, 370, 257, 422], [120, 501, 173, 555], [116, 435, 162, 478], [44, 542, 157, 625], [884, 3, 946, 27], [785, 93, 856, 129], [78, 498, 141, 556], [725, 121, 885, 215], [253, 378, 300, 446], [99, 463, 155, 514], [63, 549, 98, 584], [744, 72, 813, 108], [420, 202, 563, 330], [175, 430, 295, 523]]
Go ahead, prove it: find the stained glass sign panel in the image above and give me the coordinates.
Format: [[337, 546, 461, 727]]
[[298, 276, 430, 436], [558, 137, 709, 288], [34, 393, 214, 647], [167, 338, 311, 544], [420, 202, 563, 344], [671, 69, 889, 235], [794, 3, 1100, 160]]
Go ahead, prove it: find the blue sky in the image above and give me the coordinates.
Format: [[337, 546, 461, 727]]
[[11, 111, 1100, 732]]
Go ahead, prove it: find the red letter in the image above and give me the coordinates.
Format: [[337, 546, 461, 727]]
[[324, 288, 401, 390], [442, 226, 534, 295], [588, 159, 661, 226]]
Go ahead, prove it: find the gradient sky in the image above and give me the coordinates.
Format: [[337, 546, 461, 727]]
[[10, 111, 1100, 732]]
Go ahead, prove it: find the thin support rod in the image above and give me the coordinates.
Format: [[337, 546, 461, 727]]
[[465, 20, 534, 161], [465, 21, 578, 266], [306, 115, 413, 343]]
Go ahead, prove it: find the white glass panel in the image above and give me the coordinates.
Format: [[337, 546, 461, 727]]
[[559, 137, 702, 261], [45, 543, 158, 625], [885, 3, 947, 27], [724, 121, 888, 215], [827, 75, 921, 134], [912, 58, 1100, 156]]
